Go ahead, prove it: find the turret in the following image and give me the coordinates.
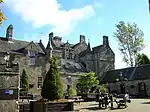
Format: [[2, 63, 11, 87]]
[[46, 32, 53, 58], [6, 24, 13, 41]]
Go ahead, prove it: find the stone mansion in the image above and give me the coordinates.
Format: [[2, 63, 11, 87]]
[[0, 25, 115, 94]]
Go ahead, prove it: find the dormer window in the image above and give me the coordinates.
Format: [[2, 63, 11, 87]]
[[28, 51, 35, 65]]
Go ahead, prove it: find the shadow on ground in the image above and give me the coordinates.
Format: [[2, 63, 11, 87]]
[[110, 107, 127, 111], [81, 106, 126, 111], [141, 102, 150, 104], [81, 107, 106, 110]]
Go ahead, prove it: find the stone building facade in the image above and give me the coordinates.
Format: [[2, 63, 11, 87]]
[[0, 60, 19, 112], [0, 25, 115, 94], [102, 64, 150, 97]]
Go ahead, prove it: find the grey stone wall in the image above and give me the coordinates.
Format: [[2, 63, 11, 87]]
[[52, 49, 63, 58], [96, 61, 114, 80], [74, 42, 88, 58], [0, 63, 19, 89], [0, 100, 19, 112], [13, 53, 80, 95], [78, 53, 95, 72], [14, 54, 48, 95], [0, 63, 19, 112], [78, 45, 115, 80], [93, 46, 115, 79], [0, 75, 19, 89], [109, 79, 150, 96]]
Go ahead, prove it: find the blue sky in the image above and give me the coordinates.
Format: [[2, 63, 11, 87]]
[[0, 0, 150, 69]]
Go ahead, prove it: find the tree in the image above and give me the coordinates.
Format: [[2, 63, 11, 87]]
[[137, 53, 150, 65], [98, 84, 108, 94], [114, 21, 145, 67], [41, 57, 63, 100], [76, 72, 99, 94], [68, 84, 77, 97], [0, 0, 6, 25], [21, 69, 29, 92]]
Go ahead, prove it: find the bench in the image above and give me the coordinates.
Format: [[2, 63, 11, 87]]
[[68, 96, 84, 104]]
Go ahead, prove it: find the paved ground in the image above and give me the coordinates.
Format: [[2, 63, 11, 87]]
[[74, 99, 150, 112]]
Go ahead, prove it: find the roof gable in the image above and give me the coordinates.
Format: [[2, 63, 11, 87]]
[[0, 38, 45, 54]]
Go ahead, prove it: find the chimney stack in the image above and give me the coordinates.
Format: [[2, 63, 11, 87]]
[[103, 36, 109, 46], [6, 24, 13, 41], [49, 32, 54, 39], [80, 35, 85, 43]]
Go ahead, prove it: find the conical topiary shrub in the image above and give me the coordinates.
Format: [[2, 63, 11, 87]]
[[41, 57, 63, 100], [21, 69, 29, 92]]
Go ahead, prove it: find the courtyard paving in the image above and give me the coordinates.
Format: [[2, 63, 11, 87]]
[[74, 99, 150, 112]]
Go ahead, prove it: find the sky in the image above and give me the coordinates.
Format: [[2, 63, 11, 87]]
[[0, 0, 150, 69]]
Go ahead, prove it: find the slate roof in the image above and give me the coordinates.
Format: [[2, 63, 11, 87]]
[[51, 39, 64, 48], [51, 37, 75, 49], [101, 64, 150, 83], [72, 43, 80, 48], [0, 37, 45, 54], [60, 59, 87, 73], [78, 49, 93, 58]]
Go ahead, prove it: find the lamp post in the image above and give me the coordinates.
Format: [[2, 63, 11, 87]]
[[116, 72, 128, 82], [66, 76, 72, 96], [116, 72, 128, 94]]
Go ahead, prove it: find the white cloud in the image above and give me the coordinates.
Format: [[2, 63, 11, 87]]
[[140, 44, 150, 58], [4, 0, 94, 36], [93, 0, 103, 8], [115, 53, 127, 69]]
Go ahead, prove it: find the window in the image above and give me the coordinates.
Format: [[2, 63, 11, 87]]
[[66, 49, 70, 59], [37, 76, 42, 89], [28, 51, 35, 65], [69, 53, 74, 59], [20, 78, 23, 89]]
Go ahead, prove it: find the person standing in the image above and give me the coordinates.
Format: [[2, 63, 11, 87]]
[[123, 93, 130, 107], [109, 94, 113, 109]]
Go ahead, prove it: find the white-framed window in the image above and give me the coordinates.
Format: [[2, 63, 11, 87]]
[[37, 76, 42, 89], [28, 51, 36, 65]]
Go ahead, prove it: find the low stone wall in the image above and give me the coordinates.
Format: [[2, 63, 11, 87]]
[[78, 93, 96, 101], [0, 100, 19, 112], [19, 103, 30, 112], [30, 101, 74, 112]]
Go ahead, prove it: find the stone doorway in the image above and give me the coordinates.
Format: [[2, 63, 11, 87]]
[[120, 83, 125, 94], [138, 82, 147, 97]]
